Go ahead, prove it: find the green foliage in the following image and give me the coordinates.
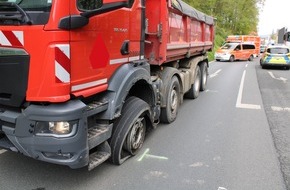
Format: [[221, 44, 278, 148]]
[[77, 0, 102, 10], [208, 30, 227, 61], [183, 0, 264, 35]]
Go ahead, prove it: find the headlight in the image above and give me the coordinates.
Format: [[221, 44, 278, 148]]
[[35, 120, 78, 137]]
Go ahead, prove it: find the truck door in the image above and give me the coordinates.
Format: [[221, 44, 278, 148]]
[[69, 0, 138, 98]]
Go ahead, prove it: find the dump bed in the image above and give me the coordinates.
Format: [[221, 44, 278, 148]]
[[145, 0, 214, 65]]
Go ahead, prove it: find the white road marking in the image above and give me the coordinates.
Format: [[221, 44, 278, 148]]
[[0, 149, 7, 154], [218, 187, 228, 190], [205, 89, 218, 93], [271, 106, 290, 112], [236, 70, 261, 110], [268, 71, 288, 83], [137, 148, 168, 161], [189, 162, 204, 168], [245, 64, 248, 67], [209, 69, 222, 78]]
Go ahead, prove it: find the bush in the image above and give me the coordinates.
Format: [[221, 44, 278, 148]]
[[208, 27, 229, 61]]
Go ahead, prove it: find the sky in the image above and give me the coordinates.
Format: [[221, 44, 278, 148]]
[[258, 0, 290, 36]]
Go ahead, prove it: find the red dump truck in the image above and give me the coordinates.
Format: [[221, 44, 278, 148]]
[[0, 0, 214, 170]]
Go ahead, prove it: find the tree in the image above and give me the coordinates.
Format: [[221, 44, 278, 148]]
[[183, 0, 265, 35]]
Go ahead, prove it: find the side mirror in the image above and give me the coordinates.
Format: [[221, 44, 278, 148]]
[[81, 0, 128, 18], [58, 15, 89, 30]]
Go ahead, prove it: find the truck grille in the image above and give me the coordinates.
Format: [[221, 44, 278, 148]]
[[0, 54, 30, 107]]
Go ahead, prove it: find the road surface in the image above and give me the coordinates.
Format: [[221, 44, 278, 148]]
[[0, 58, 289, 190]]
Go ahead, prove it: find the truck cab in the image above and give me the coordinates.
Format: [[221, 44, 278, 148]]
[[0, 0, 214, 170], [0, 0, 143, 104], [0, 0, 146, 169]]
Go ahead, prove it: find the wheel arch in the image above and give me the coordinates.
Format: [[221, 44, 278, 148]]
[[180, 56, 208, 85], [98, 62, 156, 122], [158, 67, 182, 108], [198, 59, 209, 73], [249, 54, 254, 61], [126, 80, 157, 129], [199, 58, 209, 67]]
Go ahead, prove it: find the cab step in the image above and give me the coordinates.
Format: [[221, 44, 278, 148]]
[[88, 124, 113, 150], [88, 142, 111, 171], [85, 100, 109, 117], [88, 151, 111, 171]]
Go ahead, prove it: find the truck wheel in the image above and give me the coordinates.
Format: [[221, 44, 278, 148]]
[[229, 55, 234, 62], [185, 65, 201, 99], [110, 97, 149, 165], [200, 62, 208, 91], [248, 55, 254, 61], [160, 76, 180, 123]]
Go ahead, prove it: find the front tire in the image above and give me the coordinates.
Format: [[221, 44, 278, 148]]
[[229, 55, 234, 62], [160, 76, 181, 123], [110, 97, 149, 165], [248, 55, 254, 61]]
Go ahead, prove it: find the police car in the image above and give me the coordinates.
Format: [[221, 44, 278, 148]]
[[260, 45, 290, 69]]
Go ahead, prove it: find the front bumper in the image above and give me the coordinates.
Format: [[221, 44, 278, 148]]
[[214, 53, 231, 61], [0, 100, 89, 169], [261, 61, 290, 68], [263, 63, 290, 67]]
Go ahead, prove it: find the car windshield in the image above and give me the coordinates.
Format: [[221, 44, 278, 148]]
[[267, 48, 289, 54], [221, 43, 237, 50]]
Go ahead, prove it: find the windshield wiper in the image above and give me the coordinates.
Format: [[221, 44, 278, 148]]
[[0, 2, 32, 25], [81, 2, 127, 18], [17, 0, 24, 5]]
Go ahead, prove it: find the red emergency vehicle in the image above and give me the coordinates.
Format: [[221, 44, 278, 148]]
[[0, 0, 214, 170]]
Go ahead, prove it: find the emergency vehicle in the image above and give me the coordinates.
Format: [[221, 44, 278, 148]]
[[226, 35, 261, 57]]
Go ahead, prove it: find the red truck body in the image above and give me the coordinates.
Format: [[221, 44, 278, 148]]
[[145, 0, 214, 65], [0, 0, 214, 170]]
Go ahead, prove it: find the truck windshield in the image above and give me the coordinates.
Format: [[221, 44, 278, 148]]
[[0, 0, 52, 25], [0, 0, 51, 10]]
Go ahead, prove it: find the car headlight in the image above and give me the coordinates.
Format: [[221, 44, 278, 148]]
[[35, 120, 78, 137]]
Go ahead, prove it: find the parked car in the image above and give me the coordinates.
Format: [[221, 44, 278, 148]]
[[215, 42, 256, 62], [260, 45, 290, 69]]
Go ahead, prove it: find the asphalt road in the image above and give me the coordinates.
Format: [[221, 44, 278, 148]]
[[256, 63, 290, 189], [0, 58, 289, 190]]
